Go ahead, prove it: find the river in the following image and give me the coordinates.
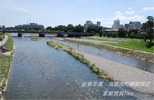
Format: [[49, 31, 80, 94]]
[[4, 34, 153, 99]]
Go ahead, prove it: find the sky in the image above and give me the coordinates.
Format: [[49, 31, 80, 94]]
[[0, 0, 154, 28]]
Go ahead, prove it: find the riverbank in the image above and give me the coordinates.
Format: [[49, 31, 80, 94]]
[[47, 41, 114, 82], [62, 38, 154, 63], [77, 51, 154, 95], [0, 36, 14, 100], [47, 41, 154, 95]]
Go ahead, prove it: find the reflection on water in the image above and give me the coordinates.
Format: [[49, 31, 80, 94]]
[[55, 39, 154, 73], [5, 36, 139, 99]]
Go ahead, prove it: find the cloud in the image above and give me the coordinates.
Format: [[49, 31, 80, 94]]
[[94, 18, 103, 22], [14, 7, 29, 13], [125, 11, 135, 14], [142, 7, 154, 11], [113, 11, 146, 21], [115, 11, 122, 16], [128, 8, 132, 10]]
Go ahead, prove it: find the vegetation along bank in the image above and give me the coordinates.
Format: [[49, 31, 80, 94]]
[[62, 38, 154, 63], [0, 36, 14, 99]]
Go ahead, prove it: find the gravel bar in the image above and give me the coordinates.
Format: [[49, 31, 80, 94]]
[[77, 51, 154, 94]]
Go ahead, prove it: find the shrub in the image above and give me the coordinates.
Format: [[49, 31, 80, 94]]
[[130, 32, 136, 38], [0, 32, 5, 41]]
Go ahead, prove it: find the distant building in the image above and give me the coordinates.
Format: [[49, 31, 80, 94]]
[[84, 21, 93, 28], [128, 21, 142, 30], [124, 24, 129, 30], [84, 21, 101, 28], [112, 20, 124, 29], [97, 22, 101, 27], [15, 23, 44, 29]]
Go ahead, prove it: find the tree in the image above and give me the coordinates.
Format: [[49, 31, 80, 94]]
[[46, 26, 53, 32], [74, 24, 84, 33], [130, 32, 136, 38], [55, 25, 66, 32], [141, 16, 154, 43], [125, 33, 129, 38], [99, 30, 103, 37], [87, 25, 96, 33], [66, 24, 75, 32], [119, 28, 127, 37], [102, 32, 107, 37]]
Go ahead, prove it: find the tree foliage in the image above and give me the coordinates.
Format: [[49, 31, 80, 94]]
[[141, 16, 154, 43]]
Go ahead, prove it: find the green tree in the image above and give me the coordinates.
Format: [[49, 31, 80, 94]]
[[141, 16, 154, 43], [119, 28, 127, 37], [102, 32, 107, 37], [112, 31, 119, 37], [46, 26, 53, 32], [125, 33, 129, 38], [74, 24, 84, 33], [130, 32, 136, 38], [66, 24, 75, 32], [87, 25, 96, 33], [55, 25, 66, 32], [99, 30, 103, 37]]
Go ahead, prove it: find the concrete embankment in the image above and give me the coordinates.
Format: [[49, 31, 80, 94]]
[[62, 38, 154, 63], [77, 51, 154, 95]]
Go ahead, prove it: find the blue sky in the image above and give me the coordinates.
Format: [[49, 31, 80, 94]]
[[0, 0, 154, 28]]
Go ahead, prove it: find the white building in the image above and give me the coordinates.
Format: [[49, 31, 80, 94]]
[[84, 21, 101, 28], [112, 20, 124, 29], [129, 21, 142, 30]]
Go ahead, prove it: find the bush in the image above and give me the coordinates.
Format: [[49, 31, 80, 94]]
[[125, 33, 129, 38], [112, 32, 119, 37], [99, 31, 103, 37], [0, 32, 5, 41], [136, 33, 143, 39], [102, 32, 107, 37], [130, 32, 136, 38]]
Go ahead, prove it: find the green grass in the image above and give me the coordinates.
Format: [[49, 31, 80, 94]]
[[102, 39, 154, 53], [0, 37, 14, 99], [67, 37, 154, 53], [47, 41, 114, 82], [91, 35, 127, 40], [0, 32, 5, 41], [31, 37, 38, 41], [6, 33, 12, 36], [5, 37, 14, 50]]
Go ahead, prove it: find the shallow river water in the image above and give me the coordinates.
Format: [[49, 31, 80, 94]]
[[4, 35, 153, 99]]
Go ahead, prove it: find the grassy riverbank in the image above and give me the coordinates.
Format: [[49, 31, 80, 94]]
[[5, 37, 14, 50], [103, 39, 154, 53], [0, 36, 14, 99], [62, 38, 154, 63], [90, 36, 154, 53], [47, 41, 114, 82], [91, 35, 127, 40]]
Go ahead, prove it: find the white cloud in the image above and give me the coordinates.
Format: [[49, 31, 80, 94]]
[[115, 11, 122, 16], [14, 7, 29, 13], [113, 11, 146, 21], [125, 11, 135, 14], [142, 7, 154, 11], [94, 18, 103, 22], [128, 8, 132, 10]]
